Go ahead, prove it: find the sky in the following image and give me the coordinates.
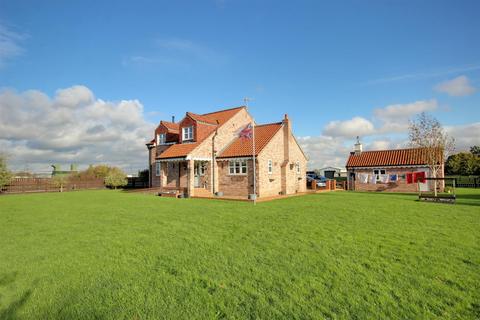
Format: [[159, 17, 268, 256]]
[[0, 0, 479, 173]]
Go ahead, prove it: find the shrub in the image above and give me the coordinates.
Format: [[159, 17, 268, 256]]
[[52, 175, 70, 192], [0, 155, 12, 191], [105, 167, 127, 189]]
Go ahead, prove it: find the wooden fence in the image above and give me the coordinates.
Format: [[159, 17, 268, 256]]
[[1, 177, 105, 194]]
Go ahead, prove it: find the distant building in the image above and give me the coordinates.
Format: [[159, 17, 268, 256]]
[[317, 167, 347, 179], [345, 138, 443, 192], [51, 164, 78, 177]]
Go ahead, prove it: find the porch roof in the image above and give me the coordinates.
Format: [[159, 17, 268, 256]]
[[156, 142, 200, 159]]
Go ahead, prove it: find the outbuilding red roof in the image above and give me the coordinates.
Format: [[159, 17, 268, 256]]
[[217, 122, 283, 158], [346, 147, 436, 167]]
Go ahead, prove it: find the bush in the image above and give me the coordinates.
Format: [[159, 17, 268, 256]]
[[0, 155, 12, 191], [52, 175, 70, 192], [105, 167, 127, 189]]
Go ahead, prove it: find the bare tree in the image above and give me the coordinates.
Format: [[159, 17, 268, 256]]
[[409, 113, 454, 196]]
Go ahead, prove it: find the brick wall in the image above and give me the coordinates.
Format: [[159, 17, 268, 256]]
[[350, 167, 435, 192], [217, 159, 256, 197], [257, 130, 284, 197]]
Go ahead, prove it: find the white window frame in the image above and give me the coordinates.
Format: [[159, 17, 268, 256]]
[[158, 133, 166, 145], [373, 169, 386, 181], [296, 161, 300, 174], [228, 160, 247, 175], [155, 161, 161, 177], [268, 159, 273, 174], [182, 126, 194, 141]]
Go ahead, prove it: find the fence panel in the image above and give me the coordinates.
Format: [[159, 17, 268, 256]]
[[1, 177, 105, 194]]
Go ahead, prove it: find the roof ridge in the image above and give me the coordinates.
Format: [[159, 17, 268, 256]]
[[255, 121, 283, 127], [359, 147, 428, 153], [160, 120, 178, 125], [200, 106, 245, 116]]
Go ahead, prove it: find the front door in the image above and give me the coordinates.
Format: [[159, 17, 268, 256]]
[[194, 162, 201, 187]]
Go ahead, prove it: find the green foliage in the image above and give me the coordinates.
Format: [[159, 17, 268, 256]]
[[0, 190, 479, 318], [138, 169, 149, 181], [104, 167, 127, 189], [0, 155, 12, 189], [470, 145, 480, 157], [52, 174, 70, 192], [445, 150, 480, 175]]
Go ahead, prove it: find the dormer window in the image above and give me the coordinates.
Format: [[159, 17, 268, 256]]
[[182, 126, 194, 141], [157, 133, 166, 145]]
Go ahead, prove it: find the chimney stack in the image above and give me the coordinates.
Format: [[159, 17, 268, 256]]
[[283, 114, 291, 161], [354, 136, 363, 154], [171, 115, 175, 123]]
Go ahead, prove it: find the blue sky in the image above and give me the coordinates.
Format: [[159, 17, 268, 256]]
[[0, 0, 479, 172]]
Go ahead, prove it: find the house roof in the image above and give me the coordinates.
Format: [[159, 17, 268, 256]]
[[217, 122, 283, 158], [346, 147, 436, 167], [157, 142, 200, 159], [154, 106, 246, 158], [160, 121, 180, 133]]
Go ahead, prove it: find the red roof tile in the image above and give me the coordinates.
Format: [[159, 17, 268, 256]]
[[160, 121, 180, 133], [200, 106, 245, 125], [218, 122, 283, 158], [157, 143, 200, 159], [346, 147, 439, 167]]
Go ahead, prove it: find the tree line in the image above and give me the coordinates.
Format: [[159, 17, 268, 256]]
[[445, 146, 480, 176]]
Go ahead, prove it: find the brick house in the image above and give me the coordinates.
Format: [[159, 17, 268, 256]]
[[346, 139, 444, 193], [146, 106, 308, 198]]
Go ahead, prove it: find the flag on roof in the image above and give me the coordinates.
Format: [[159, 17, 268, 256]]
[[239, 123, 253, 139]]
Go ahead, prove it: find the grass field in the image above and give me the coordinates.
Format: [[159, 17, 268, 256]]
[[0, 189, 479, 319]]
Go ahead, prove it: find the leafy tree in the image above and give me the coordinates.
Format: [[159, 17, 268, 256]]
[[445, 152, 478, 175], [0, 154, 12, 191], [138, 169, 149, 181], [93, 165, 111, 179], [105, 167, 128, 189], [52, 174, 69, 192], [470, 145, 480, 157], [409, 113, 455, 196]]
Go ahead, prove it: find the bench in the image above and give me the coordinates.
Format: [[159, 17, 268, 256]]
[[418, 194, 456, 204], [158, 188, 183, 198]]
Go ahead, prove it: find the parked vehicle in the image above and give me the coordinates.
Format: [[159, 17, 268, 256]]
[[306, 175, 326, 187]]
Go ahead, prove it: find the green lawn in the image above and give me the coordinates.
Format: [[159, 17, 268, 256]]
[[0, 189, 479, 319]]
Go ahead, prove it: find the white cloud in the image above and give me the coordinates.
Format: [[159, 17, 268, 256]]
[[374, 99, 438, 133], [298, 135, 351, 169], [445, 122, 480, 152], [0, 85, 155, 173], [365, 64, 480, 85], [435, 75, 476, 96], [54, 85, 94, 108], [322, 117, 375, 138], [0, 23, 26, 67]]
